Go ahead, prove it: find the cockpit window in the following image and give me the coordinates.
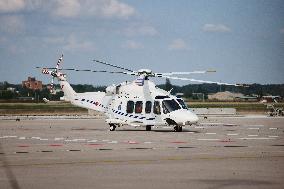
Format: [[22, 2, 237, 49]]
[[177, 99, 188, 109], [162, 99, 181, 114]]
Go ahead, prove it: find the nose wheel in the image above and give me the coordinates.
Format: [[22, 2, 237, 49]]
[[109, 124, 116, 131], [174, 125, 182, 132]]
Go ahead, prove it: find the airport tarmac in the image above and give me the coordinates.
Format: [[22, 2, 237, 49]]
[[0, 116, 284, 189]]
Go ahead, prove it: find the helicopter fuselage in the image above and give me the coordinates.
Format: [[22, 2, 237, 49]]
[[67, 78, 199, 131]]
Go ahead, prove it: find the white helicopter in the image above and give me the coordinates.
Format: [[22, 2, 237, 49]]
[[38, 54, 244, 132]]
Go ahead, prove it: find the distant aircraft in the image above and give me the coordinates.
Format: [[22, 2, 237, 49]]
[[42, 98, 66, 104], [37, 55, 245, 132]]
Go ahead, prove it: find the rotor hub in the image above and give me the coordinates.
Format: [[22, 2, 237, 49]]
[[137, 69, 153, 76]]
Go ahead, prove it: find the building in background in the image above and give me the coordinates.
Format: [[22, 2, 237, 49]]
[[208, 91, 244, 101], [22, 77, 43, 91], [208, 91, 259, 102]]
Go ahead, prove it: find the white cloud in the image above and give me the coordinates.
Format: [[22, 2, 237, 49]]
[[123, 24, 158, 36], [0, 0, 25, 12], [0, 0, 136, 19], [52, 0, 81, 18], [202, 24, 231, 33], [168, 39, 187, 51], [43, 34, 95, 52], [0, 15, 25, 34], [99, 0, 136, 19], [122, 40, 144, 49], [63, 34, 96, 52]]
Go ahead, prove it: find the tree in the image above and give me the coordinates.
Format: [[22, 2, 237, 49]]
[[165, 78, 173, 92]]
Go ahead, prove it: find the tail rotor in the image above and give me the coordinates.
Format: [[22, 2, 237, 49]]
[[38, 54, 64, 94]]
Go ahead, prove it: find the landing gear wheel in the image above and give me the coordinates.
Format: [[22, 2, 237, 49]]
[[174, 125, 182, 132], [109, 124, 116, 131], [146, 125, 152, 131]]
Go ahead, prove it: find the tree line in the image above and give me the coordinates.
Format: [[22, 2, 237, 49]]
[[158, 79, 284, 99], [0, 80, 283, 101]]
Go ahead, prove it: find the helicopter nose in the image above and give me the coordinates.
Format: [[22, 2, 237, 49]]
[[189, 113, 199, 123], [168, 109, 199, 125]]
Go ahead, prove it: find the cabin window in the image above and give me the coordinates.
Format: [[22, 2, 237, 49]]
[[145, 101, 152, 114], [126, 101, 134, 113], [81, 99, 85, 101], [135, 101, 143, 114], [153, 101, 161, 115]]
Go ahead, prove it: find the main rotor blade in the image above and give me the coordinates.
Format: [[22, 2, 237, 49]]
[[55, 54, 63, 71], [161, 75, 239, 86], [155, 70, 216, 77], [59, 68, 137, 75], [93, 59, 133, 72], [36, 66, 56, 69]]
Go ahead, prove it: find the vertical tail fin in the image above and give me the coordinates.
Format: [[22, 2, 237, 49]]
[[58, 75, 76, 100]]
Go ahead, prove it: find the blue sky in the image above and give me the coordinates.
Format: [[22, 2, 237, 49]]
[[0, 0, 283, 86]]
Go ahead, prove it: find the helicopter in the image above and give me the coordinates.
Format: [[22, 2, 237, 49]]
[[37, 54, 245, 132]]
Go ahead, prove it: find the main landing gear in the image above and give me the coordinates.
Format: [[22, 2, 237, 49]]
[[146, 125, 152, 131], [174, 125, 183, 132], [109, 123, 116, 131]]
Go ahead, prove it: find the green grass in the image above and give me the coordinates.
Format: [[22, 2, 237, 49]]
[[0, 103, 81, 109], [0, 102, 283, 114], [187, 102, 284, 111], [0, 103, 86, 115]]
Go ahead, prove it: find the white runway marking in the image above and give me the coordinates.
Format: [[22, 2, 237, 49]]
[[238, 137, 275, 140], [54, 138, 65, 141], [65, 139, 74, 142], [18, 137, 26, 140], [73, 139, 86, 141], [223, 124, 238, 126], [248, 135, 258, 137], [248, 128, 260, 130], [87, 140, 98, 143], [268, 136, 279, 138], [40, 138, 48, 141], [108, 141, 118, 144], [205, 133, 216, 135], [1, 136, 17, 138], [269, 128, 278, 130], [144, 142, 153, 144], [227, 133, 239, 136], [31, 137, 41, 140], [195, 126, 205, 129]]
